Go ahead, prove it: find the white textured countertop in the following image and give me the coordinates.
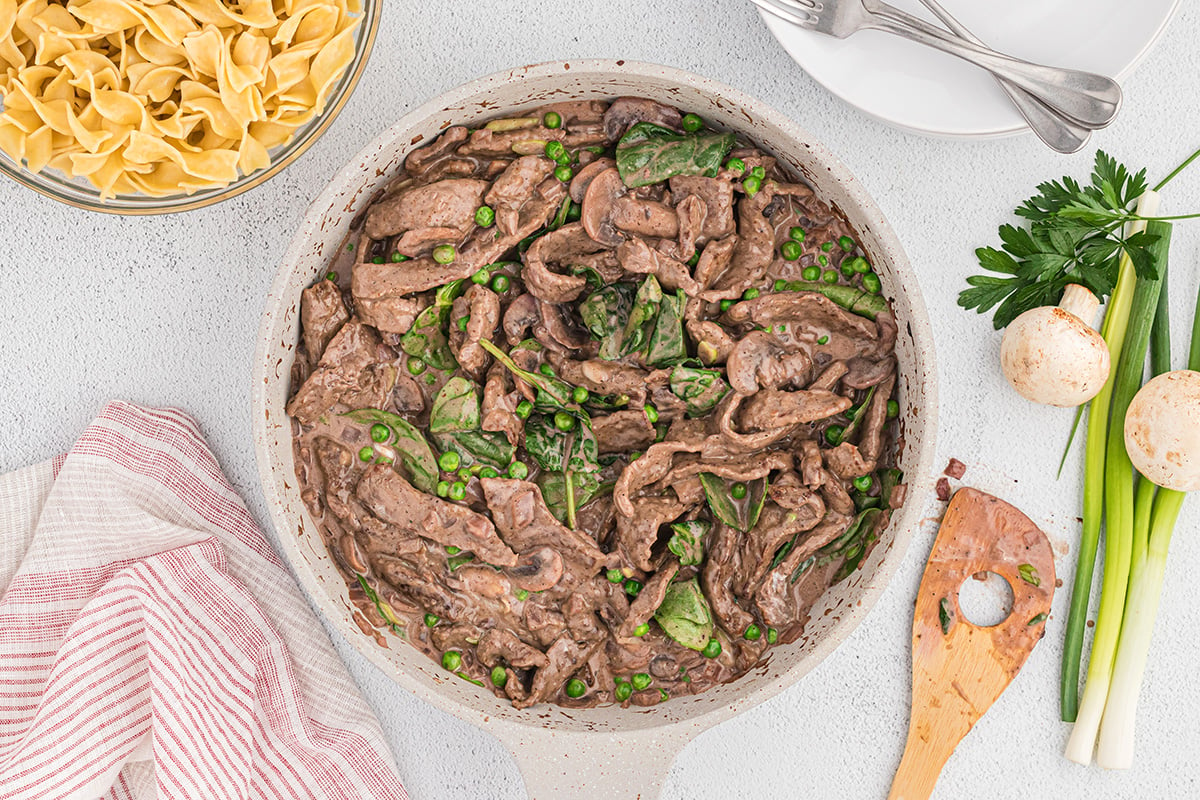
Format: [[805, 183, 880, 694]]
[[3, 2, 1200, 798]]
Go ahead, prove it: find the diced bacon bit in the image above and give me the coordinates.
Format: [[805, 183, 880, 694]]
[[944, 458, 967, 479], [936, 477, 951, 502]]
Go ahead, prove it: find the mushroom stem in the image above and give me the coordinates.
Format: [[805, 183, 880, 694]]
[[1060, 284, 1101, 328]]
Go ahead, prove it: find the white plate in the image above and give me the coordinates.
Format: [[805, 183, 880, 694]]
[[760, 0, 1182, 138]]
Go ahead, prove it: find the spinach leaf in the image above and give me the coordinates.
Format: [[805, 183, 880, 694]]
[[524, 411, 601, 529], [840, 385, 876, 443], [653, 578, 714, 651], [818, 507, 884, 582], [429, 376, 481, 433], [667, 520, 709, 566], [537, 472, 611, 523], [566, 413, 600, 474], [669, 365, 730, 417], [646, 289, 687, 366], [432, 430, 514, 469], [401, 279, 465, 371], [698, 473, 767, 533], [524, 415, 567, 472], [621, 275, 663, 356], [579, 282, 635, 360], [616, 128, 736, 189], [341, 409, 439, 493], [479, 339, 575, 410]]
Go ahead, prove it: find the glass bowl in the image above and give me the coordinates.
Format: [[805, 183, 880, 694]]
[[0, 0, 381, 216]]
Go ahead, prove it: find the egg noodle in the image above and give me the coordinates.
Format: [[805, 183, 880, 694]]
[[0, 0, 361, 197]]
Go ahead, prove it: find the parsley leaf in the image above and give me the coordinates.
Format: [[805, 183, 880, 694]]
[[960, 151, 1159, 329]]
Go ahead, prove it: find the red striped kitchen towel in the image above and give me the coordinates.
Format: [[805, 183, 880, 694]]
[[0, 402, 408, 800]]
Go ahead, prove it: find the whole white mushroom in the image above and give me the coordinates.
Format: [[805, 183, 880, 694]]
[[1124, 370, 1200, 491], [1000, 284, 1111, 407]]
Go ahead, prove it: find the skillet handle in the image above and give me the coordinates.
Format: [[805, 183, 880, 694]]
[[504, 726, 688, 799]]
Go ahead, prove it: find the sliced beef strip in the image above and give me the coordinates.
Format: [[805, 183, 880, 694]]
[[656, 451, 792, 490], [602, 97, 683, 141], [314, 437, 362, 530], [514, 633, 606, 709], [481, 364, 523, 447], [754, 511, 854, 626], [524, 599, 569, 648], [669, 194, 706, 264], [713, 181, 776, 293], [377, 555, 506, 629], [669, 176, 735, 240], [535, 299, 593, 352], [725, 329, 813, 394], [363, 178, 490, 239], [457, 126, 607, 160], [726, 292, 879, 361], [502, 293, 541, 344], [809, 360, 849, 392], [451, 284, 500, 379], [715, 393, 795, 452], [612, 195, 679, 240], [702, 522, 756, 637], [693, 235, 737, 289], [859, 374, 896, 465], [736, 495, 825, 597], [552, 358, 650, 403], [339, 362, 396, 418], [475, 629, 549, 669], [843, 356, 895, 390], [522, 223, 604, 303], [593, 410, 656, 454], [286, 319, 380, 424], [300, 279, 349, 366], [613, 441, 700, 518], [430, 623, 483, 653], [824, 442, 875, 480], [820, 472, 856, 516], [798, 439, 825, 489], [392, 227, 464, 258], [485, 155, 556, 236], [480, 478, 610, 573], [356, 465, 519, 567], [405, 125, 469, 176], [616, 237, 703, 295], [355, 295, 427, 335], [738, 388, 852, 432], [615, 496, 685, 572], [619, 559, 680, 637]]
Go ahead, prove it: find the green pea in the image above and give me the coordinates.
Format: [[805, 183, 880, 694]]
[[821, 241, 833, 253], [744, 624, 762, 641], [631, 673, 652, 691], [471, 268, 490, 285], [553, 411, 575, 432], [767, 627, 778, 644], [448, 481, 467, 501], [643, 404, 659, 424], [554, 164, 573, 183], [629, 452, 641, 461], [821, 268, 837, 284], [572, 386, 590, 404], [825, 425, 844, 446], [543, 111, 562, 129], [802, 266, 821, 281], [491, 665, 509, 687], [407, 357, 427, 375], [391, 252, 408, 263], [841, 260, 857, 278], [817, 335, 829, 345], [515, 589, 530, 601], [631, 623, 649, 637], [615, 681, 633, 701], [725, 157, 746, 175], [743, 175, 761, 197], [456, 316, 469, 332], [839, 235, 855, 251], [372, 255, 384, 264], [624, 579, 643, 597], [845, 407, 858, 421], [818, 254, 829, 267], [325, 271, 338, 282], [369, 423, 390, 443], [358, 446, 373, 462], [606, 568, 624, 584], [750, 165, 766, 180], [773, 279, 787, 291], [565, 678, 587, 698], [476, 466, 497, 479], [780, 240, 802, 261], [508, 461, 529, 480], [539, 363, 555, 376], [346, 243, 354, 252], [432, 244, 456, 264], [474, 205, 495, 227], [424, 613, 439, 627], [441, 651, 462, 671], [862, 272, 882, 294], [789, 226, 806, 242], [719, 299, 733, 312], [438, 451, 461, 472], [702, 638, 722, 658], [743, 288, 760, 300], [887, 400, 900, 419], [853, 475, 873, 492], [490, 274, 510, 293], [515, 400, 533, 419], [436, 480, 450, 498], [545, 140, 566, 161], [457, 468, 472, 481], [731, 482, 748, 500]]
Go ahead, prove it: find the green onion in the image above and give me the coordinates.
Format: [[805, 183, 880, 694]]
[[643, 404, 659, 424]]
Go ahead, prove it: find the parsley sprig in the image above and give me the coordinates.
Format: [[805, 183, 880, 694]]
[[959, 152, 1158, 329]]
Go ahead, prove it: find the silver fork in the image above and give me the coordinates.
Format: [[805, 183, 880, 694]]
[[752, 0, 1121, 130], [918, 0, 1090, 153]]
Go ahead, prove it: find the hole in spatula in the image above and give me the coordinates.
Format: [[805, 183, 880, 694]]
[[957, 571, 1014, 627]]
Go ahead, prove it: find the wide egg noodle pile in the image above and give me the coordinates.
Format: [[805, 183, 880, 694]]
[[0, 0, 360, 197]]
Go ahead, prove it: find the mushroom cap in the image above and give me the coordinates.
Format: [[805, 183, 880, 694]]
[[1124, 370, 1200, 491], [1000, 305, 1110, 407]]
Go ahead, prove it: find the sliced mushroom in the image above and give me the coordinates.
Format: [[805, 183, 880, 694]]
[[602, 97, 683, 141], [507, 547, 565, 593], [569, 157, 616, 203], [582, 167, 628, 247]]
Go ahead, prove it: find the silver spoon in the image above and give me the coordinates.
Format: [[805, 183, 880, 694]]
[[917, 0, 1091, 153]]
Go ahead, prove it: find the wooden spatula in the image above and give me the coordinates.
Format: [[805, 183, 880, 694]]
[[889, 487, 1055, 800]]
